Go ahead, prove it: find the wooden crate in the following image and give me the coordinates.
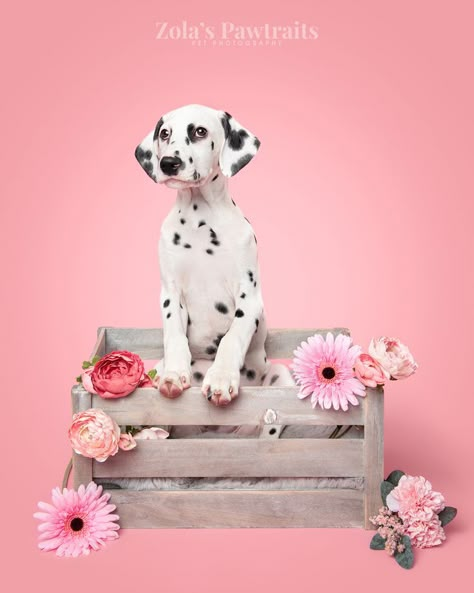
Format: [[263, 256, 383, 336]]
[[71, 327, 384, 529]]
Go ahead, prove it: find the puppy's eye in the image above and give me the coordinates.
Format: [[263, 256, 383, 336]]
[[160, 129, 170, 141], [195, 127, 208, 138]]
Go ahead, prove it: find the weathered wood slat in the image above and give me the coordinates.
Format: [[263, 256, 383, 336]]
[[363, 386, 384, 528], [71, 386, 93, 489], [90, 327, 106, 359], [93, 438, 364, 478], [108, 489, 364, 528], [101, 326, 350, 360], [92, 386, 364, 426]]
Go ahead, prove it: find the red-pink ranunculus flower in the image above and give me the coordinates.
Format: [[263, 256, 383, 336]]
[[386, 475, 445, 523], [68, 408, 121, 462], [354, 353, 386, 388], [403, 515, 446, 548], [91, 351, 145, 399]]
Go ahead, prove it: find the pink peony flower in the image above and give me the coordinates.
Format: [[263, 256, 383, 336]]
[[91, 350, 145, 399], [68, 408, 121, 462], [34, 482, 120, 557], [369, 337, 418, 380], [134, 427, 170, 440], [354, 353, 386, 388], [81, 367, 97, 394], [118, 433, 137, 451], [386, 475, 445, 523], [403, 515, 446, 549], [291, 332, 366, 411]]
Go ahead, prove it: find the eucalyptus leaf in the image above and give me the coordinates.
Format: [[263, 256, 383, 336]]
[[381, 480, 395, 506], [370, 534, 386, 550], [76, 375, 82, 383], [82, 360, 92, 369], [386, 470, 405, 486], [438, 506, 457, 526], [91, 355, 100, 364], [147, 369, 158, 379], [394, 536, 414, 569]]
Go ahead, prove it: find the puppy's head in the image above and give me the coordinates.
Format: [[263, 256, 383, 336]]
[[135, 104, 260, 189]]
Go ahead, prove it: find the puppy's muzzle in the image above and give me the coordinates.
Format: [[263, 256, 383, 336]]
[[160, 156, 183, 176]]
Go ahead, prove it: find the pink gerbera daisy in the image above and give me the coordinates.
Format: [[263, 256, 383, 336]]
[[291, 332, 366, 411], [34, 482, 120, 557]]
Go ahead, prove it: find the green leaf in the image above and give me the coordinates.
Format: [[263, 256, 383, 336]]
[[76, 375, 82, 383], [370, 534, 386, 550], [147, 369, 158, 379], [381, 480, 395, 506], [82, 360, 92, 369], [394, 536, 414, 569], [91, 355, 101, 365], [386, 470, 405, 486], [438, 506, 457, 526]]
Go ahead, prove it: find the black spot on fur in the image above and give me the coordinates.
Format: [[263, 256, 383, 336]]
[[206, 345, 217, 356], [213, 333, 224, 346], [211, 239, 220, 246], [270, 374, 279, 385], [261, 373, 267, 382], [264, 356, 267, 363], [255, 319, 259, 329], [193, 170, 198, 181], [235, 309, 244, 318], [246, 369, 256, 380], [174, 150, 180, 156], [206, 249, 214, 255], [232, 198, 236, 206], [193, 204, 198, 210], [254, 234, 257, 243], [187, 124, 196, 142], [228, 128, 249, 151], [215, 302, 229, 315], [163, 299, 170, 308], [180, 218, 186, 224], [209, 228, 217, 239], [188, 316, 191, 325], [212, 174, 218, 182], [240, 365, 247, 375], [143, 161, 153, 176], [198, 220, 206, 227], [254, 281, 257, 287], [180, 303, 183, 309], [185, 137, 190, 145], [231, 154, 252, 176], [254, 137, 261, 149], [166, 312, 171, 319], [211, 141, 215, 150], [184, 243, 192, 249], [240, 293, 246, 299], [191, 360, 195, 366], [173, 233, 180, 245], [193, 371, 204, 381], [221, 113, 231, 138], [152, 118, 164, 141], [189, 157, 193, 164]]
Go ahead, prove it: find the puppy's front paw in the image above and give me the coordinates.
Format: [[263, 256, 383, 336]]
[[201, 366, 240, 406], [158, 369, 191, 399]]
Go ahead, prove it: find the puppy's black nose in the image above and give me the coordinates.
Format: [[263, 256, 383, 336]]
[[160, 156, 183, 175]]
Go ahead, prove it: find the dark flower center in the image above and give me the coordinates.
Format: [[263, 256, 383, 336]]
[[322, 366, 336, 380], [70, 517, 84, 532]]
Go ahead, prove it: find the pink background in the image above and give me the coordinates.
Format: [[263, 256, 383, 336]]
[[2, 0, 473, 590]]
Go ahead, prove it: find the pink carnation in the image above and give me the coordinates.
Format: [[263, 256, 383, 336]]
[[404, 515, 446, 548], [386, 475, 445, 523], [354, 354, 386, 388]]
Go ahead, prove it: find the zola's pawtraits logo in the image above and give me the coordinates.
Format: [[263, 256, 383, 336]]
[[155, 21, 319, 47]]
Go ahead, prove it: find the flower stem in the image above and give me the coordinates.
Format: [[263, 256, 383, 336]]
[[62, 458, 73, 489]]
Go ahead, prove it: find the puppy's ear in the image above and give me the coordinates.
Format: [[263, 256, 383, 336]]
[[219, 112, 260, 177], [134, 118, 163, 182]]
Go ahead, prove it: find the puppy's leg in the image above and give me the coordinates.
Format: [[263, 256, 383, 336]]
[[202, 266, 264, 406], [157, 284, 192, 398], [262, 363, 295, 387]]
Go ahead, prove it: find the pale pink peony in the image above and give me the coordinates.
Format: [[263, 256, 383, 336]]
[[91, 350, 145, 399], [68, 408, 121, 462], [34, 482, 120, 557], [369, 337, 418, 380], [291, 332, 366, 411], [403, 515, 446, 548], [354, 353, 386, 388], [386, 475, 445, 523], [81, 367, 97, 394], [134, 427, 170, 440]]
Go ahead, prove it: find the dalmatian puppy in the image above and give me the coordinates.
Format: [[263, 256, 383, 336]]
[[135, 104, 293, 408]]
